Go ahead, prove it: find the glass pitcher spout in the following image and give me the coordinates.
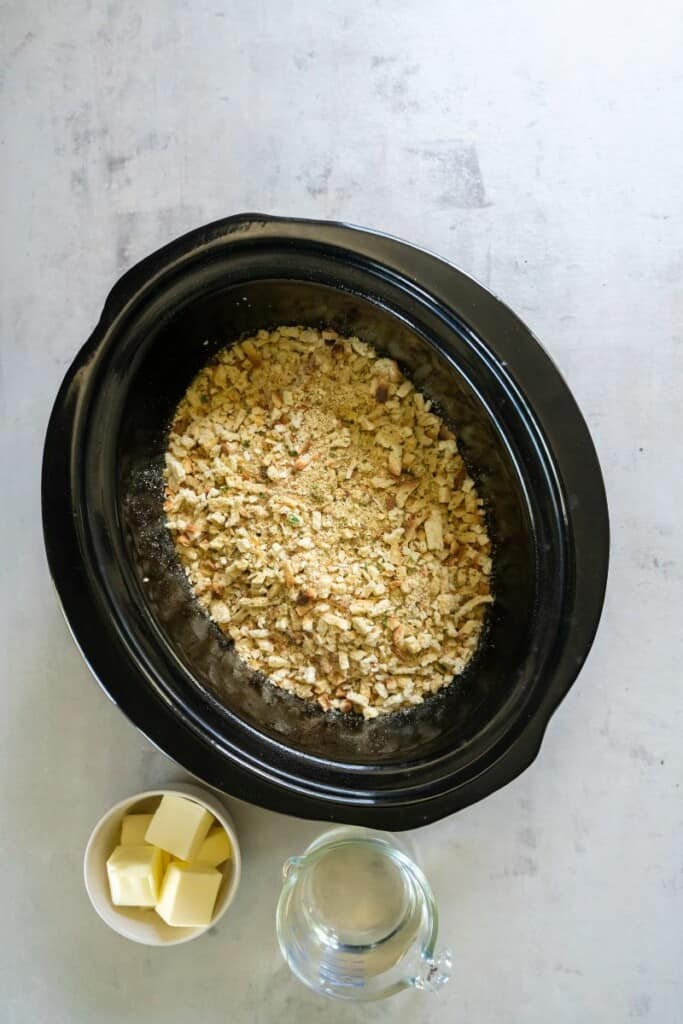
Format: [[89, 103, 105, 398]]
[[282, 855, 304, 880], [411, 948, 453, 992]]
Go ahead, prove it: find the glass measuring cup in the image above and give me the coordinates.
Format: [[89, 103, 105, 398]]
[[276, 827, 452, 1001]]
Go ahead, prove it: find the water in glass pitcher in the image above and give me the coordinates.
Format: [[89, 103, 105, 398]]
[[276, 828, 451, 1001]]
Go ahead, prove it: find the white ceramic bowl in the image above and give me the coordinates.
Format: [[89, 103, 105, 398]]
[[84, 782, 241, 946]]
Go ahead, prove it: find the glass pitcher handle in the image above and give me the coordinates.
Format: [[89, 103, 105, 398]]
[[411, 947, 453, 992]]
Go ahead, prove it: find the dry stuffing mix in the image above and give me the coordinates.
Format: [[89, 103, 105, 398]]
[[164, 326, 493, 719]]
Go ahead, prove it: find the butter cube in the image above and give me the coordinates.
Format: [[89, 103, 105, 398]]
[[120, 813, 154, 845], [195, 826, 232, 867], [145, 795, 214, 861], [106, 845, 164, 907], [156, 862, 222, 927], [120, 813, 169, 872]]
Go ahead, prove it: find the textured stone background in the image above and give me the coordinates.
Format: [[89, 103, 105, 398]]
[[1, 1, 681, 1021]]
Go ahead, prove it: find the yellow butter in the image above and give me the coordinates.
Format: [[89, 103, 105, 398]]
[[156, 862, 222, 927], [106, 845, 164, 907], [120, 813, 154, 845], [195, 826, 231, 867], [144, 795, 214, 861]]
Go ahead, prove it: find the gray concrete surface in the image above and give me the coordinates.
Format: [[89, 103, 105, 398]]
[[1, 1, 682, 1021]]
